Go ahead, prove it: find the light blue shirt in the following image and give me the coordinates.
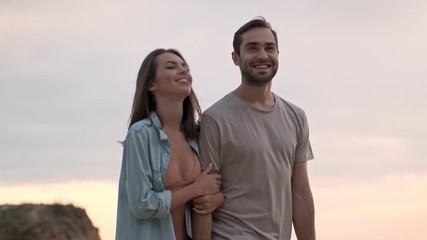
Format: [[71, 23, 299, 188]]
[[115, 112, 198, 240]]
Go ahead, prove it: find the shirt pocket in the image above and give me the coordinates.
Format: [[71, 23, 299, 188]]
[[152, 171, 165, 192]]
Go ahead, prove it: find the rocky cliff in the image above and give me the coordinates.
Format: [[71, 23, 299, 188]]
[[0, 203, 101, 240]]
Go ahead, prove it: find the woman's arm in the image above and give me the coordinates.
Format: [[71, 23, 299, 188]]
[[124, 128, 172, 219], [170, 164, 221, 210], [124, 128, 220, 219], [192, 192, 224, 215]]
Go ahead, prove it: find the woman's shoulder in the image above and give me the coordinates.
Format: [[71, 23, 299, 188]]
[[126, 118, 157, 140], [129, 118, 153, 132]]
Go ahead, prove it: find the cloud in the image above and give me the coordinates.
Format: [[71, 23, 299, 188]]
[[309, 132, 427, 180], [311, 173, 427, 240], [0, 0, 426, 184]]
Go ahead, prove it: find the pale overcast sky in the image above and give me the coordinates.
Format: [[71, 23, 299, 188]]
[[1, 1, 426, 239], [1, 0, 425, 183]]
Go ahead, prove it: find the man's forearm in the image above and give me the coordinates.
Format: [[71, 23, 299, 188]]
[[293, 192, 315, 240], [192, 212, 212, 240]]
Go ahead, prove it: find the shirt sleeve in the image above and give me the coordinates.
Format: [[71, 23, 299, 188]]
[[199, 114, 221, 171], [123, 127, 171, 219], [295, 111, 314, 162]]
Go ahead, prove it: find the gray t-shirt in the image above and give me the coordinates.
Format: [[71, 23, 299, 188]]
[[199, 92, 314, 240]]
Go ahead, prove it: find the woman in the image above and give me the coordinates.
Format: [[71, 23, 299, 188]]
[[115, 49, 221, 240]]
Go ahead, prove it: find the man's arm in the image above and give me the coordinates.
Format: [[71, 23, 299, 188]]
[[192, 114, 221, 239], [193, 192, 224, 215], [192, 211, 212, 240], [292, 161, 316, 240], [192, 169, 223, 240], [193, 169, 224, 215]]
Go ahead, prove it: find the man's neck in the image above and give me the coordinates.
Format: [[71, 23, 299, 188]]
[[234, 83, 275, 111]]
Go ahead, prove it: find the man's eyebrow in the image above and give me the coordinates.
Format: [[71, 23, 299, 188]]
[[245, 42, 259, 47], [244, 42, 276, 47]]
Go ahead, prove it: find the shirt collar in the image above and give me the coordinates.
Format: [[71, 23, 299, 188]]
[[148, 111, 168, 141], [149, 111, 199, 154]]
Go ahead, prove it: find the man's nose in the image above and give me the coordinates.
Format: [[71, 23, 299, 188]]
[[257, 49, 268, 59]]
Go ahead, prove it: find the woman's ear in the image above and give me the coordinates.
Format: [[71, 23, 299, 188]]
[[148, 82, 157, 92]]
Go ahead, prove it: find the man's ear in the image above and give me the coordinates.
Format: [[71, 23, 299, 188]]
[[232, 52, 240, 66]]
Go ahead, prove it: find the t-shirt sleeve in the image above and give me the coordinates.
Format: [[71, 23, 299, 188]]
[[199, 114, 221, 171], [295, 111, 314, 162]]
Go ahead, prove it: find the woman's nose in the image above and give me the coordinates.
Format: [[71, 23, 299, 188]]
[[179, 66, 189, 74]]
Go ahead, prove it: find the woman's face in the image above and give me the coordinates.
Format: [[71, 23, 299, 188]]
[[149, 52, 192, 99]]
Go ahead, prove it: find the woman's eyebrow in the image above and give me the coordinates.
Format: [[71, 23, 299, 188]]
[[163, 61, 188, 68], [164, 61, 177, 65]]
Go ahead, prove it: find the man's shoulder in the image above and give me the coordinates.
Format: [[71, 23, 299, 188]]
[[203, 93, 235, 117], [275, 94, 307, 116]]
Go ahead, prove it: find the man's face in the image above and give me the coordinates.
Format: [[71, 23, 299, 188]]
[[233, 27, 279, 86]]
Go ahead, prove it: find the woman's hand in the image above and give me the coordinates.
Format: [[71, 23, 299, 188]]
[[192, 192, 224, 215], [194, 163, 221, 196]]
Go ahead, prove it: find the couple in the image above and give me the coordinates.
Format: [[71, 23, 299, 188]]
[[115, 17, 316, 240]]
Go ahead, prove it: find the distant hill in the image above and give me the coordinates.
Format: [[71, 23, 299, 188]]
[[0, 203, 101, 240]]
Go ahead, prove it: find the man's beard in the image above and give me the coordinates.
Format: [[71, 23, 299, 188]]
[[240, 64, 278, 86]]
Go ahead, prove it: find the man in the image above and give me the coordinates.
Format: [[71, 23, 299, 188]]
[[197, 17, 316, 240]]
